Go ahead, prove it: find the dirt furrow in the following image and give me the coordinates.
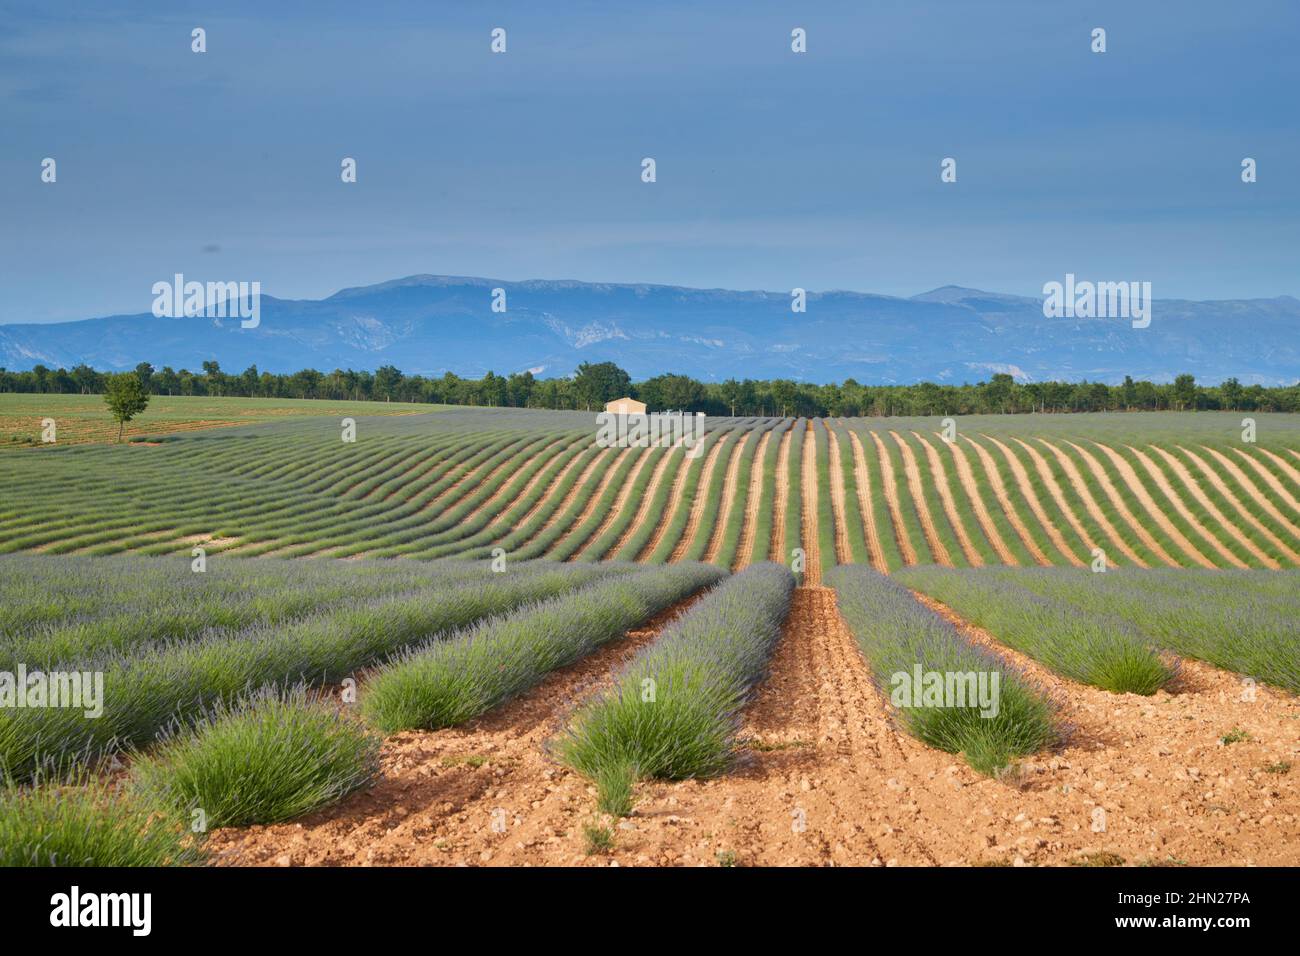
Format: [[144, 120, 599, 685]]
[[847, 430, 887, 571], [1256, 447, 1300, 487], [769, 425, 793, 563], [514, 447, 612, 551], [571, 446, 655, 560], [960, 436, 1048, 566], [704, 431, 750, 564], [1178, 446, 1300, 564], [1200, 446, 1300, 539], [1231, 448, 1300, 514], [1149, 445, 1279, 568], [939, 434, 1015, 565], [1010, 437, 1103, 564], [982, 435, 1083, 566], [824, 423, 853, 566], [870, 430, 918, 565], [1125, 444, 1247, 568], [1061, 440, 1179, 567], [610, 444, 680, 558], [1086, 441, 1214, 568], [1036, 439, 1147, 567], [670, 433, 731, 562], [733, 429, 772, 571], [889, 430, 951, 566], [914, 432, 982, 565], [800, 421, 822, 584]]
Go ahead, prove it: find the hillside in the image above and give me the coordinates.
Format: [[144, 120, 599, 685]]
[[2, 275, 1298, 385]]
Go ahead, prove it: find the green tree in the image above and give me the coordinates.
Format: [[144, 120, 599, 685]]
[[1172, 373, 1197, 411], [572, 361, 632, 410], [103, 372, 150, 442]]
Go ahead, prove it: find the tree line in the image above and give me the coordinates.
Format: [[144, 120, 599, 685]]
[[3, 360, 1298, 416]]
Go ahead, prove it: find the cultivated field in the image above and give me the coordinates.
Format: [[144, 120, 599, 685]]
[[1, 400, 1298, 867]]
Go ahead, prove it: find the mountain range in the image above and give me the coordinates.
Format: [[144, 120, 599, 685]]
[[2, 275, 1297, 385]]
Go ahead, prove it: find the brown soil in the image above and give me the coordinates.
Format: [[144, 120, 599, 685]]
[[982, 435, 1084, 567], [670, 433, 731, 562], [550, 446, 636, 558], [942, 434, 1015, 565], [961, 436, 1049, 566], [1011, 438, 1102, 563], [572, 446, 655, 561], [1178, 447, 1300, 563], [823, 424, 853, 566], [1232, 448, 1300, 514], [1149, 445, 1278, 568], [703, 431, 749, 564], [800, 421, 821, 584], [1036, 439, 1146, 567], [870, 430, 917, 565], [1256, 447, 1300, 486], [769, 425, 793, 563], [1126, 445, 1247, 568], [889, 430, 950, 566], [1064, 440, 1179, 567], [1089, 441, 1214, 568], [1201, 446, 1300, 539], [611, 445, 680, 558], [514, 447, 612, 552], [733, 429, 772, 571], [914, 432, 982, 566], [209, 587, 1300, 867], [847, 430, 887, 571]]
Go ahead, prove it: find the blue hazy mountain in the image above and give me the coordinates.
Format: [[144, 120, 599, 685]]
[[2, 275, 1297, 385]]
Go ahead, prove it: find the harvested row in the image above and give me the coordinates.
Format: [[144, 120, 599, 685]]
[[825, 564, 1059, 775], [361, 562, 726, 732]]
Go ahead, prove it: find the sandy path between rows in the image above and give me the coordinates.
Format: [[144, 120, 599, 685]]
[[1200, 447, 1300, 539], [800, 421, 822, 584], [704, 431, 751, 564], [941, 434, 1016, 565], [733, 429, 772, 570], [1036, 439, 1147, 567], [571, 446, 655, 560], [210, 586, 1300, 867], [549, 446, 637, 558], [670, 433, 732, 562], [847, 430, 887, 571], [981, 435, 1083, 567], [1088, 441, 1214, 568], [889, 431, 951, 566], [915, 432, 983, 565], [1257, 447, 1300, 486], [1010, 438, 1102, 564], [824, 423, 854, 566], [769, 425, 793, 563], [1178, 447, 1300, 563], [609, 445, 680, 558], [960, 436, 1048, 566], [512, 447, 611, 552], [1149, 445, 1279, 568], [1062, 440, 1179, 567], [1126, 445, 1247, 568], [1231, 448, 1300, 514], [338, 437, 573, 560], [870, 430, 917, 565]]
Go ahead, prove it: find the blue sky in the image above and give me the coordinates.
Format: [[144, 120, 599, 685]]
[[2, 0, 1297, 324]]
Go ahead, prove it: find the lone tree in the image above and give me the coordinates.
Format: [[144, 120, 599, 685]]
[[103, 372, 150, 442]]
